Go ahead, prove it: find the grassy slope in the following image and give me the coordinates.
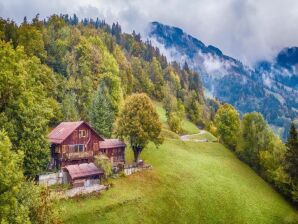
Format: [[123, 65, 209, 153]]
[[60, 103, 297, 224], [60, 140, 297, 223], [154, 102, 199, 134]]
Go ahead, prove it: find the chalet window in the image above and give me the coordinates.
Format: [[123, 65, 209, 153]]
[[69, 144, 85, 153], [79, 130, 88, 138]]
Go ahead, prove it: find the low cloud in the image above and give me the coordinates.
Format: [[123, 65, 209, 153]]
[[1, 0, 298, 65]]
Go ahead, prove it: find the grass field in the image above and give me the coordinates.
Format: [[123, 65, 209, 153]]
[[154, 102, 199, 134], [59, 103, 297, 223], [60, 139, 297, 224]]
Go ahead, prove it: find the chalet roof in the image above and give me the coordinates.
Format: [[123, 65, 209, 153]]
[[48, 121, 84, 144], [101, 139, 126, 149], [48, 121, 103, 144], [64, 163, 104, 180]]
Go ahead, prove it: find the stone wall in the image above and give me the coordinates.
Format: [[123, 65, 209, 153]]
[[38, 171, 68, 186], [123, 164, 151, 176]]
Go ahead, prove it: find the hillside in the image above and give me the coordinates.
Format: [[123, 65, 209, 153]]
[[148, 22, 298, 138], [60, 142, 297, 224], [60, 106, 297, 224]]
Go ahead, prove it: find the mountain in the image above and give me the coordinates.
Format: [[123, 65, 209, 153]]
[[148, 22, 298, 138]]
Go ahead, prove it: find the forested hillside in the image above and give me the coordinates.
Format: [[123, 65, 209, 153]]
[[1, 14, 298, 223], [0, 14, 213, 177]]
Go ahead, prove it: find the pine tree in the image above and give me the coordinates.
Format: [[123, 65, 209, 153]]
[[61, 92, 80, 121], [90, 86, 115, 138], [285, 123, 298, 182]]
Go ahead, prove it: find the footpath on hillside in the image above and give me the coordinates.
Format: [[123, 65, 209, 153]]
[[180, 130, 217, 142]]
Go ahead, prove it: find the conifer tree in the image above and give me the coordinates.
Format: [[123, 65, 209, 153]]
[[61, 92, 80, 121], [90, 86, 115, 138], [285, 123, 298, 182]]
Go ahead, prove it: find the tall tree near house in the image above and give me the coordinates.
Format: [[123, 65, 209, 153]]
[[90, 73, 123, 137], [0, 40, 53, 177], [61, 92, 80, 121], [214, 104, 240, 150], [285, 123, 298, 183], [115, 93, 163, 162], [96, 73, 123, 114], [0, 130, 30, 224], [0, 131, 62, 224], [90, 86, 115, 138]]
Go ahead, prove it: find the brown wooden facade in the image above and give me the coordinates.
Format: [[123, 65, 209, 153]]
[[48, 121, 125, 169]]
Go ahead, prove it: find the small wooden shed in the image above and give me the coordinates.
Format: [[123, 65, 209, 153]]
[[64, 163, 104, 187]]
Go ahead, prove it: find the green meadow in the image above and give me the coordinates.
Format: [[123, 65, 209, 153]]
[[60, 139, 297, 223], [60, 104, 297, 224]]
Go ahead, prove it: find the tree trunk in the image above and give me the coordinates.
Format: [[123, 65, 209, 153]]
[[132, 146, 142, 163]]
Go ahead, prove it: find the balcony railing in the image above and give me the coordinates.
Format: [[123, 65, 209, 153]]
[[64, 151, 93, 160]]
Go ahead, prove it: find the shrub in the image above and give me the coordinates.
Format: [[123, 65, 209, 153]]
[[94, 154, 113, 179], [167, 112, 182, 134]]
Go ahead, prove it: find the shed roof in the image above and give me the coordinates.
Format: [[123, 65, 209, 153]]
[[64, 163, 104, 180], [101, 139, 126, 149], [48, 121, 103, 144]]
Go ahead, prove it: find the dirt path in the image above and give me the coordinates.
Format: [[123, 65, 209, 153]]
[[180, 130, 208, 142]]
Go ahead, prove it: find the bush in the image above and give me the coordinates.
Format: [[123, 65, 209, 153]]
[[206, 121, 217, 137], [94, 154, 113, 179], [167, 112, 182, 134]]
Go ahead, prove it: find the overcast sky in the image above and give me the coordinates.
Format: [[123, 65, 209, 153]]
[[1, 0, 298, 65]]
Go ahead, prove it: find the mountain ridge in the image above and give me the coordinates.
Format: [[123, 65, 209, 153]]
[[148, 21, 298, 138]]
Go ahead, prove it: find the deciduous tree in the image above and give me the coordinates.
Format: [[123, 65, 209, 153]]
[[214, 104, 240, 150], [237, 112, 268, 170], [115, 93, 163, 162], [0, 131, 30, 224], [0, 41, 53, 176]]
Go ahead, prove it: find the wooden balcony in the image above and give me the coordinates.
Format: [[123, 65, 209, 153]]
[[64, 151, 93, 160]]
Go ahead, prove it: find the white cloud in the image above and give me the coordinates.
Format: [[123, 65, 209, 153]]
[[1, 0, 298, 65], [203, 54, 226, 73]]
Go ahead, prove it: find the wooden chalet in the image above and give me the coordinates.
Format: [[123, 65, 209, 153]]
[[48, 121, 126, 169]]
